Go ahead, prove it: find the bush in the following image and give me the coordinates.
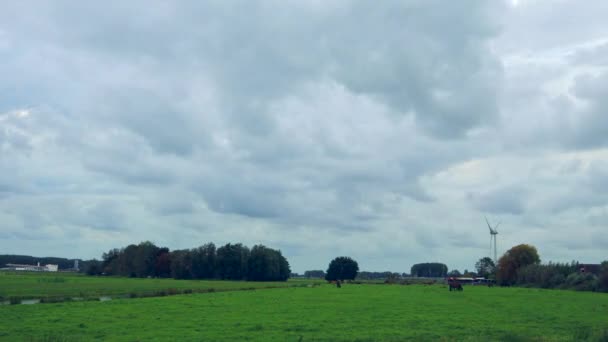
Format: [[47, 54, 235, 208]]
[[565, 273, 598, 291], [548, 273, 566, 288], [515, 262, 578, 289]]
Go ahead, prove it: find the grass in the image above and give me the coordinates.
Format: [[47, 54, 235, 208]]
[[0, 271, 315, 302], [1, 281, 607, 341]]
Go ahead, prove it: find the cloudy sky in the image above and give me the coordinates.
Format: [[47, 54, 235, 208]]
[[1, 0, 607, 273]]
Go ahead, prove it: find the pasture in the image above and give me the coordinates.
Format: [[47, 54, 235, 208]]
[[1, 276, 607, 341]]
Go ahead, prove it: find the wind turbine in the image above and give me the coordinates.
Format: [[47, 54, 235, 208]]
[[485, 216, 501, 264]]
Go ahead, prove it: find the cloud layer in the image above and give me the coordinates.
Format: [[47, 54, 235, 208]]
[[1, 0, 607, 272]]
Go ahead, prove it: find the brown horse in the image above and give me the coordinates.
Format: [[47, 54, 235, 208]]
[[448, 278, 463, 291]]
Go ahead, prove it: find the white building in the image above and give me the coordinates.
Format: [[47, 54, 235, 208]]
[[5, 262, 59, 272]]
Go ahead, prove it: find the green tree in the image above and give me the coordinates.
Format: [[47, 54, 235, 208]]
[[191, 243, 217, 279], [599, 261, 608, 292], [325, 256, 359, 281], [133, 241, 160, 278], [475, 257, 496, 279], [304, 270, 325, 278], [154, 248, 171, 278], [217, 243, 250, 280], [410, 263, 448, 277], [497, 244, 540, 285], [101, 248, 120, 275], [170, 249, 193, 279], [247, 245, 290, 281]]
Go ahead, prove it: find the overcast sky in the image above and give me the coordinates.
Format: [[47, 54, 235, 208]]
[[1, 0, 607, 273]]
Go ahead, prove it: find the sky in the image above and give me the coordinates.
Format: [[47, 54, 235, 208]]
[[1, 0, 607, 274]]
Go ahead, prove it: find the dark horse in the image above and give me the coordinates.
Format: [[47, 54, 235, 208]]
[[448, 278, 463, 291]]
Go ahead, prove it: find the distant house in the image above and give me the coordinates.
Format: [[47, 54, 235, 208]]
[[3, 262, 59, 272], [451, 277, 491, 285], [579, 264, 601, 275]]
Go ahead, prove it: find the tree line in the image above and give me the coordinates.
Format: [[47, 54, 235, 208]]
[[87, 241, 291, 282], [493, 244, 608, 292], [455, 244, 608, 293]]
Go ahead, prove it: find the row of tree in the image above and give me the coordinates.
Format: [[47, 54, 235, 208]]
[[87, 241, 291, 281], [410, 263, 448, 277], [357, 271, 402, 280], [303, 270, 325, 278], [460, 244, 608, 293], [493, 244, 608, 292]]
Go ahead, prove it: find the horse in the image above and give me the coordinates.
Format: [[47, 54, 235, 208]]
[[447, 278, 463, 291]]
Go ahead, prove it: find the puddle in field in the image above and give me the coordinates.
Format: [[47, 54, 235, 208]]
[[21, 299, 40, 305], [99, 296, 112, 302]]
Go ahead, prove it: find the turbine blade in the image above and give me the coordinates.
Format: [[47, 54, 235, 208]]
[[485, 216, 492, 232], [494, 220, 501, 232]]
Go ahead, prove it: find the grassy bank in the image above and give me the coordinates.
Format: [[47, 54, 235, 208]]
[[0, 271, 315, 302]]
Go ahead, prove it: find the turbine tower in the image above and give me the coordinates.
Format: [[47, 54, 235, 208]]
[[485, 216, 500, 264]]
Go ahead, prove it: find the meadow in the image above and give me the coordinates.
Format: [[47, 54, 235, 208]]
[[0, 271, 315, 302], [1, 275, 608, 341]]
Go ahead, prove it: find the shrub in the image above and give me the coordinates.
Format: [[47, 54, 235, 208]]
[[515, 262, 578, 289], [565, 273, 598, 291]]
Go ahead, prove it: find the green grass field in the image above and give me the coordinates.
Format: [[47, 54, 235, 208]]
[[0, 272, 315, 302], [1, 276, 608, 341]]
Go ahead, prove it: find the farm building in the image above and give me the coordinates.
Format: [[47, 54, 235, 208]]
[[579, 264, 601, 275], [2, 262, 59, 272]]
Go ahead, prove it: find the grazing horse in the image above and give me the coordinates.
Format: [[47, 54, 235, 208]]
[[448, 278, 463, 291]]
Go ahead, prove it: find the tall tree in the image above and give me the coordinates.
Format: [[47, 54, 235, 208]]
[[170, 249, 193, 279], [217, 243, 250, 280], [155, 248, 171, 278], [475, 257, 496, 278], [133, 241, 160, 278], [191, 243, 217, 279], [497, 244, 540, 285], [247, 245, 290, 281], [410, 263, 448, 277], [101, 248, 120, 275], [325, 256, 359, 281]]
